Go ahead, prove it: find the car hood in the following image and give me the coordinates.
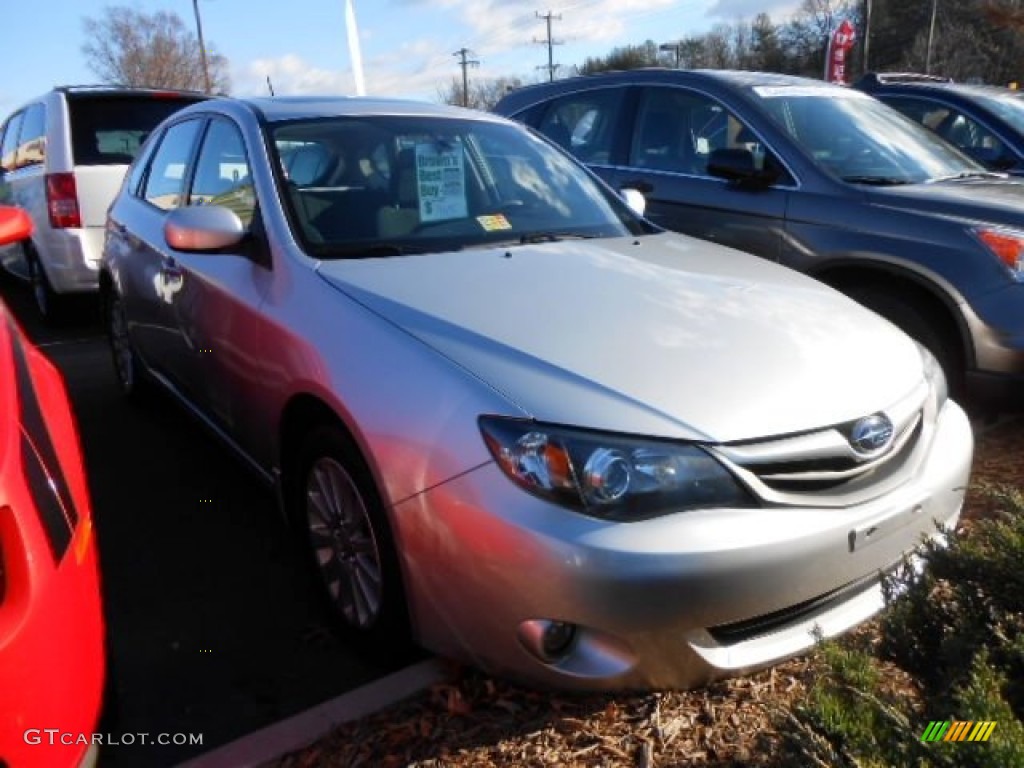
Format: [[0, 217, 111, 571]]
[[870, 177, 1024, 225], [317, 233, 923, 443]]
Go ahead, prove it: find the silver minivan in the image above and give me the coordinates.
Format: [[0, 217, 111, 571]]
[[0, 86, 206, 320]]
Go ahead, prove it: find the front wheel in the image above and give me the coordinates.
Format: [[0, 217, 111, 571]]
[[293, 426, 410, 651]]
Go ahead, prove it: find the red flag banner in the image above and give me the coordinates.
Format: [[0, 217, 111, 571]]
[[825, 19, 857, 84]]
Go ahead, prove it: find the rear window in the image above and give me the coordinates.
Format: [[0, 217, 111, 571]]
[[69, 94, 204, 166]]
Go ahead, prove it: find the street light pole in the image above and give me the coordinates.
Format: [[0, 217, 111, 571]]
[[192, 0, 212, 93]]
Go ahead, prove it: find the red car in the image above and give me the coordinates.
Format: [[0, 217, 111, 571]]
[[0, 206, 105, 767]]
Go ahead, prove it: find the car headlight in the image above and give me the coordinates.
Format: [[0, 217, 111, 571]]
[[479, 417, 755, 521], [917, 342, 948, 412], [973, 226, 1024, 282]]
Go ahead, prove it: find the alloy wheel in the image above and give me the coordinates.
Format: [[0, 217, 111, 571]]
[[305, 456, 384, 629]]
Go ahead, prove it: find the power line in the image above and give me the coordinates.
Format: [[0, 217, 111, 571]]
[[534, 10, 563, 82], [453, 47, 479, 107]]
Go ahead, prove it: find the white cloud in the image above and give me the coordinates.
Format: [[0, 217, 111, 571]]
[[237, 55, 353, 97]]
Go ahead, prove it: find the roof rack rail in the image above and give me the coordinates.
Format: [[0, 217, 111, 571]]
[[54, 84, 208, 95], [856, 72, 954, 87]]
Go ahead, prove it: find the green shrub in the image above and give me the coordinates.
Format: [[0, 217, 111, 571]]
[[779, 484, 1024, 767]]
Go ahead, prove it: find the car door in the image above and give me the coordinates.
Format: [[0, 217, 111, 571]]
[[163, 116, 269, 451], [607, 85, 791, 261], [108, 117, 204, 389]]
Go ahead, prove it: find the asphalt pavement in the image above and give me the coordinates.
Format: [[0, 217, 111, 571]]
[[1, 277, 409, 767]]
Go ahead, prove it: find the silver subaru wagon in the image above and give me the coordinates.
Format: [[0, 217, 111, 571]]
[[100, 96, 972, 690]]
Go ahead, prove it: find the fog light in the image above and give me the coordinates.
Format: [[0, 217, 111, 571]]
[[517, 618, 579, 663], [542, 620, 577, 659]]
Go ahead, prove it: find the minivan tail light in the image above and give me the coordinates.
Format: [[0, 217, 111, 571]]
[[45, 172, 81, 229]]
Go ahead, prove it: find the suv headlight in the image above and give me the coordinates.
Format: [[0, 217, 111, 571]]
[[918, 342, 948, 412], [974, 226, 1024, 282], [479, 417, 755, 521]]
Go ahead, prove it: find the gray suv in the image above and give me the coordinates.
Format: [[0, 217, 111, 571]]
[[494, 69, 1024, 409]]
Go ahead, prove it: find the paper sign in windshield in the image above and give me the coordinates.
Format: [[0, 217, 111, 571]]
[[415, 143, 467, 222]]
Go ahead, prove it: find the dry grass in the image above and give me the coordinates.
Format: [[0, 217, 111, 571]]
[[273, 415, 1021, 768]]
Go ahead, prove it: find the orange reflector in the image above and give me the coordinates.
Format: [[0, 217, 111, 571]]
[[977, 229, 1024, 269], [73, 516, 93, 565]]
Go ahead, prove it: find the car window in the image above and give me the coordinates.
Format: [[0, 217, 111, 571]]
[[1, 112, 24, 172], [881, 95, 1013, 170], [536, 87, 622, 164], [271, 115, 653, 255], [16, 104, 45, 169], [141, 119, 202, 211], [189, 118, 255, 226], [629, 87, 790, 183], [68, 94, 204, 166]]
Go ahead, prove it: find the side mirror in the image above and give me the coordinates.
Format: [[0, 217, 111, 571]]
[[0, 205, 33, 246], [164, 205, 246, 252], [620, 187, 646, 217], [707, 148, 778, 188]]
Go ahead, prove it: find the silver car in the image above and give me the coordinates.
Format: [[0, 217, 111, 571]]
[[101, 96, 972, 690]]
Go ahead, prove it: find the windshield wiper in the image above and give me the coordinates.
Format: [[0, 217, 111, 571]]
[[841, 175, 913, 186], [517, 232, 599, 244], [311, 243, 444, 259], [927, 170, 1008, 183]]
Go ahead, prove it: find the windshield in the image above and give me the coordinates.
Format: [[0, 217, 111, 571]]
[[750, 85, 985, 184], [271, 116, 652, 257]]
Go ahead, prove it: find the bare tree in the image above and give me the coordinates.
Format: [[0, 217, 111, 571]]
[[82, 6, 230, 93], [438, 76, 524, 110]]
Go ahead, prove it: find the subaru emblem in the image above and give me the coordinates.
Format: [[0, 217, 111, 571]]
[[849, 413, 894, 457]]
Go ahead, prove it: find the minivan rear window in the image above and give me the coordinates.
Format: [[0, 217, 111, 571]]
[[69, 94, 205, 166]]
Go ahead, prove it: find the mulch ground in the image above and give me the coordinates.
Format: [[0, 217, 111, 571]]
[[274, 414, 1022, 768]]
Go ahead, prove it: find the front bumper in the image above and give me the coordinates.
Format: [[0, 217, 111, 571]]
[[394, 399, 972, 690]]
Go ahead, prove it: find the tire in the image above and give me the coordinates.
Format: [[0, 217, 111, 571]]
[[847, 287, 964, 398], [105, 286, 149, 399], [26, 246, 66, 324], [293, 426, 410, 652]]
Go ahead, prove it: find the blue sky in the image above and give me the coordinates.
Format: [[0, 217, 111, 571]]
[[2, 0, 803, 114]]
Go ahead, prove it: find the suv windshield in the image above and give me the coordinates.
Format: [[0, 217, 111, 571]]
[[750, 85, 985, 184], [69, 93, 205, 166], [271, 116, 652, 257]]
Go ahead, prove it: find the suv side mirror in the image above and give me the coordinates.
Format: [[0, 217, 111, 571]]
[[0, 205, 33, 246], [707, 148, 779, 188]]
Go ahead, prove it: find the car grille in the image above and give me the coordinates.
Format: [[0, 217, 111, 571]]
[[710, 382, 929, 505]]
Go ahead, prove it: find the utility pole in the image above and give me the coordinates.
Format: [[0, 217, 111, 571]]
[[453, 48, 479, 108], [659, 41, 683, 68], [534, 11, 562, 82], [191, 0, 212, 94]]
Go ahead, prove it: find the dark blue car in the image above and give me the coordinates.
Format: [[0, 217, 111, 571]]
[[855, 72, 1024, 175], [494, 69, 1024, 409]]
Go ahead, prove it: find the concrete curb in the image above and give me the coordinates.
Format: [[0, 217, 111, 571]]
[[176, 658, 449, 768]]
